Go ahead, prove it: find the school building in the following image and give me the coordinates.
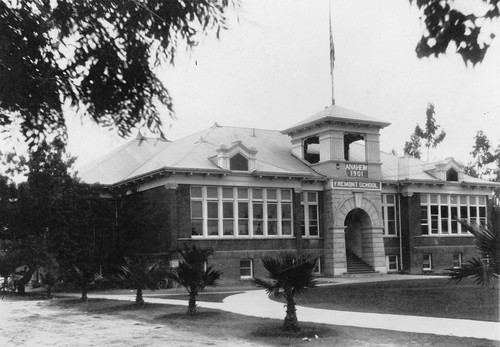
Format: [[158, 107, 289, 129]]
[[80, 104, 499, 281]]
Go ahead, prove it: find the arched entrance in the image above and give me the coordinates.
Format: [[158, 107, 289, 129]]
[[324, 194, 387, 276], [344, 208, 371, 258]]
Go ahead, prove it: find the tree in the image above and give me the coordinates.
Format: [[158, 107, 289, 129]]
[[1, 139, 115, 295], [167, 245, 222, 315], [411, 0, 500, 65], [0, 0, 235, 147], [448, 220, 499, 288], [404, 103, 446, 161], [40, 271, 60, 299], [252, 253, 319, 332], [465, 131, 500, 182], [403, 132, 422, 159], [72, 264, 104, 302], [116, 256, 167, 305]]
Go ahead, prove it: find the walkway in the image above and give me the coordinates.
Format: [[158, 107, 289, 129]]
[[77, 275, 499, 342]]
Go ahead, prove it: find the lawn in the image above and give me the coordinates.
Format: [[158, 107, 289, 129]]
[[287, 277, 499, 322], [46, 297, 498, 346]]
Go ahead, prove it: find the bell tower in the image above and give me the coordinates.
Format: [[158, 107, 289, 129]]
[[282, 105, 390, 179]]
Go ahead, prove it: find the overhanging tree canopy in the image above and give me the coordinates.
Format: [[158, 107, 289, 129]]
[[412, 0, 500, 65], [0, 0, 235, 146]]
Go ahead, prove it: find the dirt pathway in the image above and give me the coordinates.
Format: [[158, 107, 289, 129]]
[[0, 299, 265, 347]]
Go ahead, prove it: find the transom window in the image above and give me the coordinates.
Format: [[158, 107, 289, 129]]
[[301, 192, 319, 237], [191, 186, 293, 238], [420, 194, 487, 236], [381, 194, 397, 236]]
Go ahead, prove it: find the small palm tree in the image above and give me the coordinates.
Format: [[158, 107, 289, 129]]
[[40, 271, 60, 299], [72, 265, 104, 302], [252, 252, 319, 332], [448, 220, 499, 288], [167, 245, 222, 315], [116, 256, 167, 305]]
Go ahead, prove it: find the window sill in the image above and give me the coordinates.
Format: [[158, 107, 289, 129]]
[[186, 236, 297, 240], [418, 234, 474, 237]]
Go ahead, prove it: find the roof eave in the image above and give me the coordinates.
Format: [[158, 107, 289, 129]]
[[282, 116, 391, 135]]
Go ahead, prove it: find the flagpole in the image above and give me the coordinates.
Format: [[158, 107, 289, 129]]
[[329, 0, 335, 105]]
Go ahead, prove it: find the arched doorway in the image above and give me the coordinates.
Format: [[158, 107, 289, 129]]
[[344, 208, 371, 258]]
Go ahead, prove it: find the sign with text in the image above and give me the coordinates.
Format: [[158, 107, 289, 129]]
[[345, 163, 368, 178], [331, 180, 381, 191]]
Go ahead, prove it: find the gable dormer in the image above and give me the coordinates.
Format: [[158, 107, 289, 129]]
[[423, 157, 465, 182], [213, 140, 257, 171]]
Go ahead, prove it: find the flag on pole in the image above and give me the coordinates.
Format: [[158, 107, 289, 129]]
[[329, 4, 335, 76], [329, 0, 335, 105]]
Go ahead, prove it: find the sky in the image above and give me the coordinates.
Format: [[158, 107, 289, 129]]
[[62, 0, 500, 170]]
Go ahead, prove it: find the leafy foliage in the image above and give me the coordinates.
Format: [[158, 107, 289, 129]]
[[403, 132, 422, 159], [465, 131, 500, 182], [167, 245, 222, 315], [411, 0, 500, 65], [252, 252, 319, 332], [116, 187, 169, 256], [0, 0, 235, 146], [116, 256, 168, 305], [404, 103, 446, 161], [0, 139, 115, 294], [40, 271, 60, 298], [448, 220, 499, 288]]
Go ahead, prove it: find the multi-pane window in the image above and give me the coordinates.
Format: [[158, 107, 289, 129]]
[[452, 253, 462, 268], [191, 186, 293, 238], [301, 192, 319, 237], [423, 254, 432, 270], [240, 259, 253, 279], [420, 194, 487, 235], [191, 187, 203, 236], [386, 255, 399, 272], [381, 194, 397, 236]]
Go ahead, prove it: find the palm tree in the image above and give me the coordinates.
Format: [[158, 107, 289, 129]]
[[252, 252, 319, 332], [116, 256, 167, 305], [167, 245, 222, 315], [72, 265, 104, 302], [448, 220, 499, 288], [40, 271, 60, 299]]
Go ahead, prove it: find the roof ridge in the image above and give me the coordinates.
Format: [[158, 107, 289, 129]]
[[124, 127, 220, 180]]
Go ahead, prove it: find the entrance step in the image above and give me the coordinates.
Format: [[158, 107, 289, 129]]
[[345, 250, 377, 274]]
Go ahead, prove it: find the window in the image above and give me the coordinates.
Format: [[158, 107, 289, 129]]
[[304, 136, 320, 164], [240, 259, 253, 279], [313, 258, 321, 274], [230, 153, 248, 171], [446, 168, 458, 181], [344, 133, 365, 162], [452, 253, 462, 268], [423, 254, 432, 271], [420, 194, 487, 236], [301, 192, 319, 237], [381, 194, 397, 236], [191, 187, 293, 238], [386, 255, 399, 272], [190, 187, 203, 236]]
